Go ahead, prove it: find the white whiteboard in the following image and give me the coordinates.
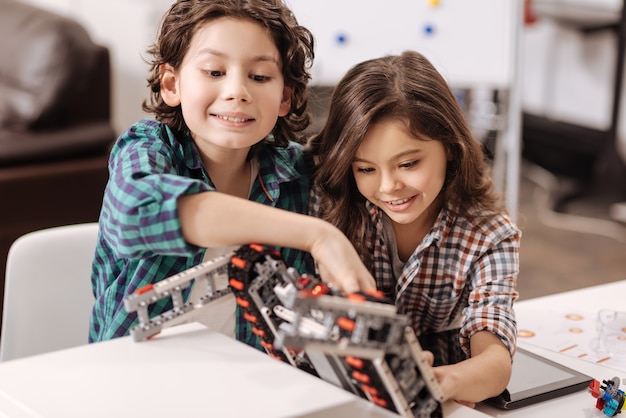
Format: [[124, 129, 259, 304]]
[[286, 0, 517, 88]]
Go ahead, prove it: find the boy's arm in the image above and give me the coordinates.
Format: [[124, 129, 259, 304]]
[[177, 191, 376, 293], [431, 330, 512, 404]]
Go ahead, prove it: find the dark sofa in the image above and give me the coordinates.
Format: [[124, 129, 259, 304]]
[[0, 1, 116, 333]]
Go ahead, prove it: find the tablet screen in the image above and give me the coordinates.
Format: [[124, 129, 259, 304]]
[[509, 348, 578, 392], [486, 347, 593, 409]]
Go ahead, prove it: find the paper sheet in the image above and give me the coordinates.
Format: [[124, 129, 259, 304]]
[[517, 307, 626, 372]]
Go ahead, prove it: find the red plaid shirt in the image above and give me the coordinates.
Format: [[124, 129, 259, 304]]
[[365, 200, 520, 364], [309, 187, 520, 365]]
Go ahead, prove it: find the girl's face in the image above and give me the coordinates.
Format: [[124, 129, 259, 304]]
[[160, 17, 291, 157], [351, 117, 448, 229]]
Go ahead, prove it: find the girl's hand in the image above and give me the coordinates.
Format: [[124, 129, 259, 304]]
[[420, 351, 478, 407], [426, 332, 511, 405]]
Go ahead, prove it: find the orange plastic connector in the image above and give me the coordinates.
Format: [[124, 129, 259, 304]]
[[249, 243, 264, 253], [252, 327, 266, 338], [352, 370, 371, 384], [243, 312, 258, 323], [347, 293, 366, 302], [337, 317, 356, 331], [231, 256, 247, 269], [345, 355, 364, 369], [146, 331, 161, 340], [229, 278, 245, 291], [136, 284, 154, 295], [364, 289, 386, 299], [372, 396, 388, 408], [261, 340, 274, 350], [364, 289, 385, 299], [235, 297, 250, 308], [311, 283, 330, 296], [361, 384, 379, 396]]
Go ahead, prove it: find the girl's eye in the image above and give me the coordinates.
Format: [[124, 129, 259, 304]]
[[400, 160, 418, 169], [205, 70, 224, 77], [251, 74, 270, 82], [356, 167, 375, 174]]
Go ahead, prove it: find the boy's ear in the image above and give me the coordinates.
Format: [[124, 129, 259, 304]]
[[159, 64, 181, 107], [278, 86, 292, 117]]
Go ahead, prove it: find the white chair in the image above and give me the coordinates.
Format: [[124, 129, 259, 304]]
[[0, 223, 98, 361]]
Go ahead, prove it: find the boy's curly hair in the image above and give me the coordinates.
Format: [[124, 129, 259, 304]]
[[143, 0, 314, 147]]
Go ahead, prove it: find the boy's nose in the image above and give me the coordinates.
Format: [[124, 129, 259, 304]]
[[222, 74, 251, 102]]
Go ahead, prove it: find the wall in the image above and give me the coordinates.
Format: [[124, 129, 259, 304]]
[[287, 0, 516, 89], [26, 0, 625, 161], [21, 0, 518, 133]]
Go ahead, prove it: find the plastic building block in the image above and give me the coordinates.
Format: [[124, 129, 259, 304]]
[[589, 376, 625, 417]]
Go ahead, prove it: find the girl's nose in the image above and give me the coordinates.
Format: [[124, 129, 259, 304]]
[[379, 171, 400, 194]]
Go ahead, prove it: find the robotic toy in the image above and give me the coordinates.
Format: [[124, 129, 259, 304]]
[[124, 244, 444, 418]]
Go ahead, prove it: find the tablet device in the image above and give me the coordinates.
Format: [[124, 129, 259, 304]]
[[485, 346, 593, 409]]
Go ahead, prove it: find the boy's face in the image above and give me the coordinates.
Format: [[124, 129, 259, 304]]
[[351, 117, 448, 230], [161, 17, 291, 154]]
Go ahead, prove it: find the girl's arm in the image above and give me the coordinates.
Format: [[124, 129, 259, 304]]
[[431, 331, 512, 405], [434, 217, 519, 404], [178, 191, 376, 293]]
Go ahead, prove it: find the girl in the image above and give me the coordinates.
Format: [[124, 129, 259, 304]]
[[307, 51, 520, 405], [90, 0, 374, 345]]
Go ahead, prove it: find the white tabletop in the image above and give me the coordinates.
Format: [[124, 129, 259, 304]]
[[0, 281, 623, 418], [0, 324, 384, 418], [0, 321, 487, 418]]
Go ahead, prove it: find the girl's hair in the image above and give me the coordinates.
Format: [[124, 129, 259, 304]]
[[143, 0, 314, 146], [307, 50, 505, 267]]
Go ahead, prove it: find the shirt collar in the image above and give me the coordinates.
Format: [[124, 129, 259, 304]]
[[181, 133, 303, 202], [257, 144, 301, 183], [180, 131, 301, 179], [179, 130, 204, 172], [367, 199, 458, 249]]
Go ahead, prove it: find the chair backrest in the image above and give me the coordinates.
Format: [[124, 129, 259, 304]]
[[0, 223, 98, 361]]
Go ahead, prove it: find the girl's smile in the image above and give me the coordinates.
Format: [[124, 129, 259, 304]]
[[352, 117, 448, 229], [382, 195, 417, 212]]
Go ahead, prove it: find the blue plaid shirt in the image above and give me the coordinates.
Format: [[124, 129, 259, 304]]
[[89, 119, 312, 346]]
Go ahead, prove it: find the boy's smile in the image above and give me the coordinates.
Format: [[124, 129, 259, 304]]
[[160, 17, 291, 162]]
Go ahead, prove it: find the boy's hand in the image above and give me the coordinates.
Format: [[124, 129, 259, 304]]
[[310, 230, 376, 293]]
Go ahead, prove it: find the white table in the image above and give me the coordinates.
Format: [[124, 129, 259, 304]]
[[476, 280, 626, 417], [0, 322, 486, 418], [0, 281, 623, 418]]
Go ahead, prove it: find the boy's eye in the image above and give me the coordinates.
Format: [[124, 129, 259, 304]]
[[205, 70, 224, 77]]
